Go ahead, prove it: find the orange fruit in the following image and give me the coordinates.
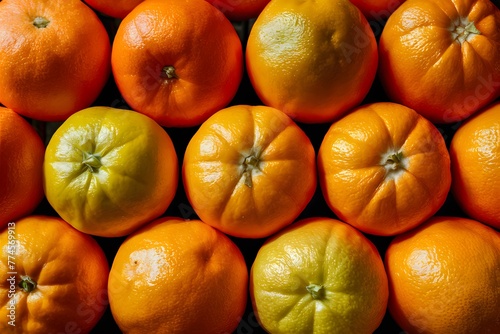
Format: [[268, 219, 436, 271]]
[[111, 0, 243, 127], [318, 102, 451, 236], [0, 0, 111, 121], [246, 0, 378, 124], [43, 106, 178, 237], [0, 108, 45, 227], [108, 217, 248, 334], [349, 0, 405, 19], [250, 217, 389, 334], [84, 0, 144, 19], [378, 0, 500, 123], [450, 101, 500, 230], [0, 215, 109, 334], [182, 105, 317, 238], [207, 0, 271, 21], [385, 216, 500, 333]]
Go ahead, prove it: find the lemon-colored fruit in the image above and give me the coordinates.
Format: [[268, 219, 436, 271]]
[[250, 217, 388, 334], [43, 106, 178, 237]]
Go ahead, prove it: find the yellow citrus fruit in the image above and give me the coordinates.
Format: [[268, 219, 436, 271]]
[[385, 216, 500, 333], [246, 0, 378, 123], [250, 217, 389, 334], [43, 106, 178, 237], [108, 217, 248, 334]]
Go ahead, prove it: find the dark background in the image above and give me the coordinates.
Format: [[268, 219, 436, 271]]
[[30, 1, 500, 333]]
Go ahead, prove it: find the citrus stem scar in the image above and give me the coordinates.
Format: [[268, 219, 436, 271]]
[[385, 152, 404, 170], [161, 66, 178, 80], [242, 155, 260, 188], [452, 20, 480, 43], [464, 22, 481, 35], [306, 283, 325, 300], [19, 275, 37, 293], [33, 16, 50, 28], [82, 152, 102, 173]]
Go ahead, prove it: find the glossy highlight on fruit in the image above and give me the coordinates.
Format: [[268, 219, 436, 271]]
[[108, 217, 248, 334], [385, 216, 500, 333]]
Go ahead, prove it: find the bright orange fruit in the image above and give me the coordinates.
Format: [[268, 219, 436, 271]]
[[183, 105, 317, 238], [108, 217, 248, 334], [111, 0, 243, 127], [0, 0, 111, 121], [246, 0, 378, 123], [378, 0, 500, 123], [450, 101, 500, 230], [318, 102, 451, 236], [0, 215, 109, 334], [385, 216, 500, 333], [0, 108, 45, 227]]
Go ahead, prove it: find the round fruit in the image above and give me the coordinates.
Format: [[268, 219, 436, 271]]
[[385, 216, 500, 333], [207, 0, 271, 21], [450, 102, 500, 229], [0, 215, 109, 334], [0, 108, 45, 227], [318, 102, 451, 236], [84, 0, 144, 19], [378, 0, 500, 123], [246, 0, 378, 123], [182, 105, 317, 238], [0, 0, 111, 121], [111, 0, 243, 127], [250, 217, 389, 334], [349, 0, 405, 19], [43, 106, 178, 237], [108, 217, 248, 334]]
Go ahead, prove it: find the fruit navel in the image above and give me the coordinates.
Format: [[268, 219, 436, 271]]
[[242, 154, 261, 188], [19, 275, 37, 293], [161, 65, 179, 81], [82, 151, 102, 173], [306, 283, 325, 300], [33, 16, 50, 28]]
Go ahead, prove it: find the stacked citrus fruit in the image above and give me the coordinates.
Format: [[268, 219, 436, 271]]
[[1, 0, 499, 333]]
